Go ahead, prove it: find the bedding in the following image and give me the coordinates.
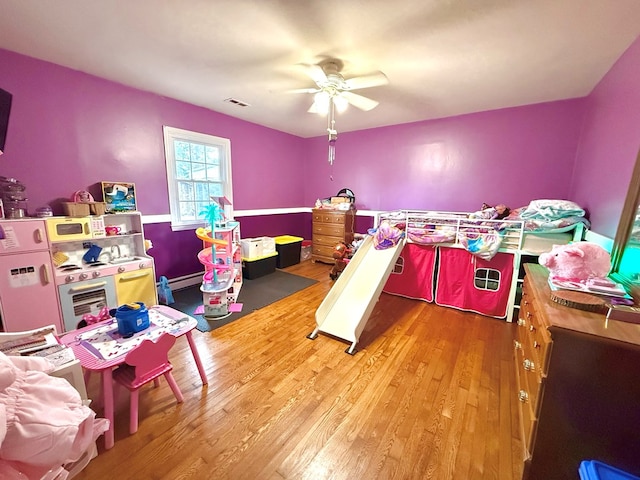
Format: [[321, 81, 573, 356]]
[[505, 199, 590, 233], [387, 200, 588, 260], [404, 213, 516, 260], [457, 226, 505, 260]]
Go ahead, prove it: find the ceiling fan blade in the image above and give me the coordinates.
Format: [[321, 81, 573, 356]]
[[344, 71, 389, 90], [307, 64, 328, 85], [341, 91, 379, 111]]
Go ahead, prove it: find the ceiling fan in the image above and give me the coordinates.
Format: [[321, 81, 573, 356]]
[[287, 59, 389, 114]]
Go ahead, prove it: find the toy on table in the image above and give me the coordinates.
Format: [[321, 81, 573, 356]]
[[330, 242, 352, 281], [538, 241, 611, 282]]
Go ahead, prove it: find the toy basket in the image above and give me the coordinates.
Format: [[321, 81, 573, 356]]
[[62, 202, 90, 217], [89, 202, 106, 215]]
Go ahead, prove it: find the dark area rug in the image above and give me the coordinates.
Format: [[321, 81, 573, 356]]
[[171, 270, 318, 332]]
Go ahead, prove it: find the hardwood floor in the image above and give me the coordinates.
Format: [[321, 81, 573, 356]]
[[74, 260, 524, 480]]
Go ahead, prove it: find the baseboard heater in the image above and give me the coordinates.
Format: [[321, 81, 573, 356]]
[[157, 271, 204, 292]]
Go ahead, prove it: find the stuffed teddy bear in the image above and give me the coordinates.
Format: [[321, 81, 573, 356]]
[[0, 351, 108, 478], [538, 241, 611, 282]]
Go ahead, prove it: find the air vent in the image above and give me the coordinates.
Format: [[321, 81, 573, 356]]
[[224, 98, 251, 107]]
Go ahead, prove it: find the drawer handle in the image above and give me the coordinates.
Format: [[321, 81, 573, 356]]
[[517, 318, 526, 327], [518, 390, 529, 403], [514, 340, 522, 350], [523, 299, 529, 306], [68, 281, 108, 293], [533, 340, 540, 349], [526, 311, 532, 318], [529, 325, 536, 333], [119, 271, 151, 281], [523, 359, 535, 372]]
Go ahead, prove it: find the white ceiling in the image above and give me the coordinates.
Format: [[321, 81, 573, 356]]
[[1, 0, 639, 138]]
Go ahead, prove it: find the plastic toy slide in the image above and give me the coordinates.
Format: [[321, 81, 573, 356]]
[[308, 235, 404, 354], [195, 227, 228, 246]]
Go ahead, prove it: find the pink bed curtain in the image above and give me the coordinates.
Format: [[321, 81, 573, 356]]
[[434, 247, 515, 318], [383, 243, 437, 302]]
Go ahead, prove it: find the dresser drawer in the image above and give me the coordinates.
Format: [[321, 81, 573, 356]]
[[520, 289, 552, 377], [520, 329, 544, 415], [313, 231, 345, 246], [312, 243, 337, 259], [515, 345, 538, 458], [313, 211, 347, 224], [313, 223, 345, 238]]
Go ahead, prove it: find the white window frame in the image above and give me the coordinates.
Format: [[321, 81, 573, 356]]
[[163, 126, 233, 231]]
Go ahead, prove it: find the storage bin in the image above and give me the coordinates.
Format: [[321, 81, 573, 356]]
[[115, 302, 149, 338], [62, 202, 90, 217], [241, 236, 276, 259], [274, 235, 303, 268], [242, 252, 278, 279], [89, 202, 107, 215], [301, 240, 312, 262], [579, 460, 640, 480]]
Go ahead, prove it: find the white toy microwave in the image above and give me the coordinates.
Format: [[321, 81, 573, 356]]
[[46, 216, 93, 242]]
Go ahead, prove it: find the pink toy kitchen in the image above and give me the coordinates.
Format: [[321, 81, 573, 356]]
[[0, 211, 157, 333]]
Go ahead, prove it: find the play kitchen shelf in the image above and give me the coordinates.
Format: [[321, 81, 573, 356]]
[[48, 212, 157, 331]]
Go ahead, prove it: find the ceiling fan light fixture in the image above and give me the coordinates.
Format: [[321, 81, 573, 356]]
[[333, 95, 349, 113], [313, 91, 331, 115]]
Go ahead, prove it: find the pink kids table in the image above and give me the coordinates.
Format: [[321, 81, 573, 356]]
[[60, 305, 207, 449]]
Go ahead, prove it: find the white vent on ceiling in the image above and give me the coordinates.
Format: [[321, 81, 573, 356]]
[[224, 98, 251, 107]]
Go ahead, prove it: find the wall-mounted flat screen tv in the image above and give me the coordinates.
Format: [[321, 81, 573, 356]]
[[0, 88, 12, 156]]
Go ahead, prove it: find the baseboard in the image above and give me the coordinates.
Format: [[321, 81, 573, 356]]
[[160, 272, 203, 291]]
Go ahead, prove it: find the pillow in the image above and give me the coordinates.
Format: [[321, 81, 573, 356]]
[[520, 199, 585, 220]]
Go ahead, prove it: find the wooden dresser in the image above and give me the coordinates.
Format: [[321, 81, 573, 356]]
[[516, 264, 640, 479], [311, 208, 355, 264]]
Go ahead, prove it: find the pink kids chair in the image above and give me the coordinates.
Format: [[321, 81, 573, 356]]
[[112, 333, 184, 434]]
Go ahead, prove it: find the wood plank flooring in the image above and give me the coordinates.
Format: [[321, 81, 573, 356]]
[[74, 260, 524, 480]]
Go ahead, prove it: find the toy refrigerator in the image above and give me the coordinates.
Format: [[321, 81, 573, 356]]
[[0, 219, 63, 332]]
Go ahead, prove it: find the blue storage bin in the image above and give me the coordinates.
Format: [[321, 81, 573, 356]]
[[579, 460, 640, 480], [115, 302, 150, 338]]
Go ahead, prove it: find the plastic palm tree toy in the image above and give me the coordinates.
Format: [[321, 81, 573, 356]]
[[199, 202, 225, 283]]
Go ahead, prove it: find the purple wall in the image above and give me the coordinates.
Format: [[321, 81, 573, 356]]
[[0, 48, 305, 214], [571, 36, 640, 238], [303, 100, 587, 213]]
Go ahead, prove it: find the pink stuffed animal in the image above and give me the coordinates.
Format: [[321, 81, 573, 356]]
[[538, 241, 611, 282]]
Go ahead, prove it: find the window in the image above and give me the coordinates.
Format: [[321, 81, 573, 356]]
[[474, 267, 501, 291], [392, 256, 405, 275], [163, 126, 233, 230]]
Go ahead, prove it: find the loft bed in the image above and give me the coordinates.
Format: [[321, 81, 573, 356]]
[[374, 201, 588, 320], [379, 207, 586, 258]]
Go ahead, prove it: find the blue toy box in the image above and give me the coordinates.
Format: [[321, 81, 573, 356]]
[[115, 302, 149, 338]]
